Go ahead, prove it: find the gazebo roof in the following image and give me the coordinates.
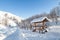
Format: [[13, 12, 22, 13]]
[[31, 17, 51, 23], [42, 18, 49, 22]]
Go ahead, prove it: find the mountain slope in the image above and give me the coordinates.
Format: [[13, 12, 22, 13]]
[[0, 11, 22, 40], [0, 11, 22, 26]]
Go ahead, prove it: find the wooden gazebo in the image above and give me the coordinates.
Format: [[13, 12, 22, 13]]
[[31, 17, 50, 33]]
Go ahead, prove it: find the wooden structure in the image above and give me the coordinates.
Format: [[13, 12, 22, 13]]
[[32, 17, 50, 33]]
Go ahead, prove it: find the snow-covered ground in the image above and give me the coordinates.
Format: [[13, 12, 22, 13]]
[[0, 24, 17, 40], [1, 21, 60, 40], [0, 23, 60, 40], [3, 25, 60, 40]]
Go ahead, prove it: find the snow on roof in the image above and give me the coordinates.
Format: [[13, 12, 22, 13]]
[[31, 17, 52, 22]]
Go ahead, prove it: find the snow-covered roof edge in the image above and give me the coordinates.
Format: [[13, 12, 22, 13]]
[[42, 17, 52, 22], [31, 17, 52, 22]]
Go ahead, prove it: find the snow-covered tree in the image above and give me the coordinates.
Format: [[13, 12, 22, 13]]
[[49, 6, 60, 24]]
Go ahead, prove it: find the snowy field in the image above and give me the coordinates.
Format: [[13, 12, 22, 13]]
[[2, 25, 60, 40], [0, 21, 60, 40]]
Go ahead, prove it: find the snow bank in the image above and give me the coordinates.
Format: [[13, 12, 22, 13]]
[[0, 24, 17, 40], [0, 34, 6, 40]]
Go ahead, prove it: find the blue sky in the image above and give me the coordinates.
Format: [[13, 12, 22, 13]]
[[0, 0, 60, 18]]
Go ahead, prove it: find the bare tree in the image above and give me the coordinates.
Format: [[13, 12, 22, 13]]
[[49, 6, 60, 24]]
